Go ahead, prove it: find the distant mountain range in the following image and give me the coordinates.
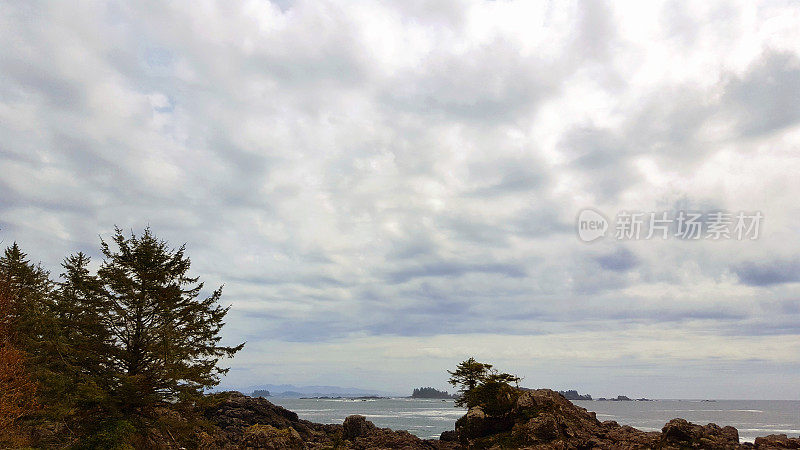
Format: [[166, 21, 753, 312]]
[[242, 384, 399, 398]]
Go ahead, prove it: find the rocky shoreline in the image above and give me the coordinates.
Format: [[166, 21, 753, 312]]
[[196, 389, 800, 449]]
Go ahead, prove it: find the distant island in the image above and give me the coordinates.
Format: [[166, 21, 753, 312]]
[[596, 395, 652, 401], [558, 389, 592, 400], [549, 390, 654, 402], [243, 383, 394, 398], [597, 395, 632, 401], [252, 389, 270, 397], [299, 395, 389, 400], [411, 387, 456, 399]]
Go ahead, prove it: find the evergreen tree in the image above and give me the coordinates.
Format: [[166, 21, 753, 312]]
[[53, 253, 114, 410], [0, 243, 53, 353], [0, 274, 38, 447], [448, 357, 493, 405], [448, 358, 521, 412], [97, 227, 244, 412], [0, 243, 66, 410]]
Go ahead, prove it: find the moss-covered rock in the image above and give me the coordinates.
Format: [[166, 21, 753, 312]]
[[242, 424, 305, 449]]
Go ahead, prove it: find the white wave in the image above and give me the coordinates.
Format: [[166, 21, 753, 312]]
[[738, 428, 800, 434], [654, 409, 762, 413]]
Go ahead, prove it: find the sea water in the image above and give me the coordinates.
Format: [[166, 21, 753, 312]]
[[573, 399, 800, 443], [268, 397, 465, 439], [268, 397, 800, 442]]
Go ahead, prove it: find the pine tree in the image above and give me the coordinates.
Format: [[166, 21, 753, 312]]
[[0, 243, 53, 353], [0, 273, 38, 447], [0, 243, 65, 410], [448, 357, 493, 401], [53, 253, 114, 409], [448, 358, 521, 412], [97, 227, 244, 412]]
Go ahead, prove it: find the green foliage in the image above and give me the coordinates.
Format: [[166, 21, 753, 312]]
[[448, 357, 493, 402], [78, 419, 137, 450], [465, 377, 521, 416], [0, 273, 38, 447], [195, 391, 235, 410], [448, 358, 521, 413], [50, 252, 116, 416], [0, 243, 55, 353], [0, 228, 245, 447], [97, 227, 244, 412], [0, 243, 66, 415]]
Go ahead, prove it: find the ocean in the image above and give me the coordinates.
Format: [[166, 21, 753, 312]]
[[268, 397, 800, 443], [574, 399, 800, 443]]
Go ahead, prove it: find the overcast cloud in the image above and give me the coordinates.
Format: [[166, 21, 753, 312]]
[[2, 0, 800, 399]]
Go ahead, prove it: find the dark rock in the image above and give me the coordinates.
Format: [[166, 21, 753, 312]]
[[661, 418, 740, 449], [242, 425, 305, 449], [523, 414, 559, 441], [439, 430, 458, 441], [204, 392, 458, 449], [342, 415, 376, 440], [558, 389, 593, 401], [754, 434, 800, 448], [454, 406, 487, 440], [455, 404, 517, 443], [448, 388, 754, 449], [196, 388, 791, 449]]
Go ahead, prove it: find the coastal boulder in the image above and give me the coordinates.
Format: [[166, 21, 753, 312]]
[[439, 430, 458, 442], [204, 392, 324, 445], [454, 389, 613, 447], [209, 392, 301, 430], [661, 418, 740, 449], [508, 389, 612, 448], [341, 415, 447, 449], [203, 392, 455, 449], [454, 406, 488, 439], [754, 434, 800, 448], [242, 425, 305, 449], [343, 415, 376, 440], [447, 388, 758, 449]]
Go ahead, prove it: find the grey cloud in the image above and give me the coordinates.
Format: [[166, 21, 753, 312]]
[[465, 157, 547, 198], [595, 247, 638, 272], [573, 0, 615, 61], [2, 0, 800, 394], [733, 259, 800, 286], [386, 261, 526, 284], [561, 127, 637, 201], [382, 41, 565, 124], [722, 51, 800, 137]]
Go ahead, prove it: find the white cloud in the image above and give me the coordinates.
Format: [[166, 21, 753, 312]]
[[1, 0, 800, 397]]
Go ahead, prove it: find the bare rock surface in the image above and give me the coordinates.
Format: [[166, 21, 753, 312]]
[[445, 389, 780, 449], [205, 392, 456, 449], [200, 390, 797, 449]]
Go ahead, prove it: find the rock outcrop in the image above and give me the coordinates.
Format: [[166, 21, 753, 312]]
[[15, 388, 797, 448], [445, 388, 786, 449], [198, 390, 795, 449], [660, 418, 740, 449], [205, 392, 456, 449], [753, 434, 800, 448]]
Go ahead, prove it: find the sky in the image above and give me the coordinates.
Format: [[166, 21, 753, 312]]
[[1, 0, 800, 399]]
